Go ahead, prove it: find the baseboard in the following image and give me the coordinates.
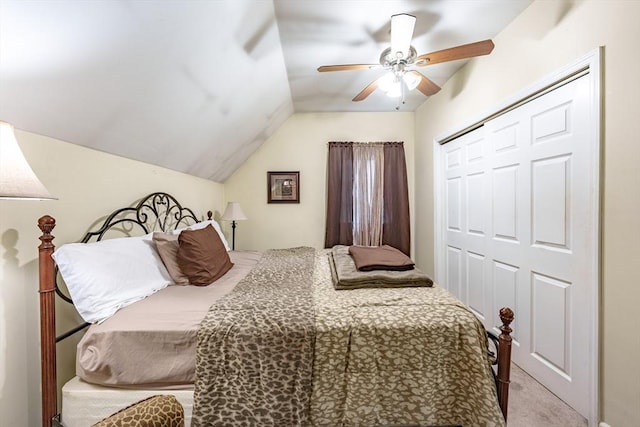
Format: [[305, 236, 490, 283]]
[[599, 423, 612, 427]]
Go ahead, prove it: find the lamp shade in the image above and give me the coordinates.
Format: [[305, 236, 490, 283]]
[[0, 121, 55, 200], [221, 202, 247, 221]]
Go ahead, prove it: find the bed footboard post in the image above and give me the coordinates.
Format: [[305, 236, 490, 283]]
[[38, 215, 57, 427], [497, 307, 514, 422]]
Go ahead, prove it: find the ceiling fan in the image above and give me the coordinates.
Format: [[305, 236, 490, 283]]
[[317, 14, 495, 106]]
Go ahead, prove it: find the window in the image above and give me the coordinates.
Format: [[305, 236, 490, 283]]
[[325, 141, 410, 255], [352, 143, 384, 246]]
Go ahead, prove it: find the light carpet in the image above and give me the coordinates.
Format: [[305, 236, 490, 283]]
[[507, 363, 587, 427]]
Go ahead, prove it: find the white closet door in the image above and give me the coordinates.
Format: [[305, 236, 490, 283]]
[[441, 74, 596, 418], [443, 128, 491, 323]]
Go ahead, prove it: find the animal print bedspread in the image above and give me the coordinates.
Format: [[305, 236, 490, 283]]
[[192, 248, 505, 426], [310, 250, 505, 426], [191, 247, 316, 426]]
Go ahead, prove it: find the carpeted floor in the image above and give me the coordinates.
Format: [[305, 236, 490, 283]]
[[507, 363, 587, 426]]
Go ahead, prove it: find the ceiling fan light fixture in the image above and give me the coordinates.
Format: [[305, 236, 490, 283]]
[[378, 72, 396, 92], [403, 72, 420, 91], [386, 81, 402, 98]]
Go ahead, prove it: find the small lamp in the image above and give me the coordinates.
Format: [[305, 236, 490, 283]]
[[221, 202, 247, 250], [0, 121, 55, 199]]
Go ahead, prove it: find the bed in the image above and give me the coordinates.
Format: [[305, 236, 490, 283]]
[[36, 192, 513, 427]]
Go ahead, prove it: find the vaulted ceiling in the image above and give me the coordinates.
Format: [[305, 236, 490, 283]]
[[0, 0, 532, 182]]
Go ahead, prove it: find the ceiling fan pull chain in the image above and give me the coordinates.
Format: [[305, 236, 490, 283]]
[[396, 84, 403, 111]]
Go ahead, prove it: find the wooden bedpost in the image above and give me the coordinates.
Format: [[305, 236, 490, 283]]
[[38, 215, 57, 427], [497, 306, 514, 422]]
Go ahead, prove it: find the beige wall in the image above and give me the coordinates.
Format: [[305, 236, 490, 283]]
[[414, 1, 640, 425], [223, 112, 415, 253], [0, 130, 224, 426]]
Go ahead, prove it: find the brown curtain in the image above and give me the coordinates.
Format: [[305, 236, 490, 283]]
[[325, 141, 410, 256], [324, 142, 353, 248], [382, 142, 410, 255]]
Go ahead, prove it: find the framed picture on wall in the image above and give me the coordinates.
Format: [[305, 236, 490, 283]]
[[267, 171, 299, 203]]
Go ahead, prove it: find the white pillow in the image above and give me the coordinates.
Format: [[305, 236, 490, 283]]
[[171, 220, 231, 251], [52, 234, 172, 323]]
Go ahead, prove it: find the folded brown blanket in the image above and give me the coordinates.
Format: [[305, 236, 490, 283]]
[[330, 245, 433, 290], [348, 244, 415, 271]]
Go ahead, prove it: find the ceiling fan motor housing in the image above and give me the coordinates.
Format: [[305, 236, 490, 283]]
[[380, 46, 418, 70]]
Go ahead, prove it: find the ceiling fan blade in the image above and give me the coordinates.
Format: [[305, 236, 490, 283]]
[[352, 78, 381, 102], [390, 14, 416, 59], [411, 71, 441, 97], [318, 64, 380, 72], [416, 39, 495, 66]]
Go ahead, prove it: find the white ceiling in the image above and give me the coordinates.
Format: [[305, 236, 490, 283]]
[[0, 0, 532, 182]]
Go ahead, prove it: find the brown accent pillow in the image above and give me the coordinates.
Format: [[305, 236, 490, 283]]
[[348, 244, 415, 271], [177, 224, 234, 286], [153, 232, 189, 285], [91, 394, 184, 427]]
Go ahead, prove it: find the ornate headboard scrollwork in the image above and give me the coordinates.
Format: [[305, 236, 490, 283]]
[[81, 192, 201, 243]]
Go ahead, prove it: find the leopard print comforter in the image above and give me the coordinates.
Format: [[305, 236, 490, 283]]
[[192, 248, 505, 427], [310, 250, 505, 427], [192, 247, 316, 426]]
